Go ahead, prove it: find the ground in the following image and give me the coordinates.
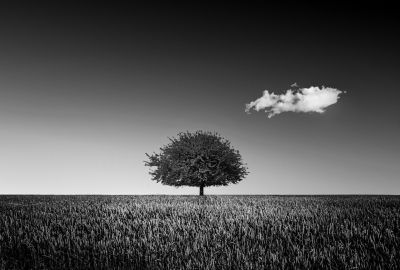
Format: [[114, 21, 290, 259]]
[[1, 195, 399, 269]]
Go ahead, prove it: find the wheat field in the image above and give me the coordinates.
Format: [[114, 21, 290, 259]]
[[0, 195, 399, 269]]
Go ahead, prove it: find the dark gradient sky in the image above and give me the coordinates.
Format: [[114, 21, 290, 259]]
[[1, 3, 399, 194]]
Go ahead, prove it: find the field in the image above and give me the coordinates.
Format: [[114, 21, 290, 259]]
[[0, 195, 399, 269]]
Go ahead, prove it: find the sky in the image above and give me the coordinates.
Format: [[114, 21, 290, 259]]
[[0, 3, 399, 195]]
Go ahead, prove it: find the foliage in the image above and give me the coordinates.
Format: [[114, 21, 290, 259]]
[[1, 195, 400, 269], [145, 131, 248, 190]]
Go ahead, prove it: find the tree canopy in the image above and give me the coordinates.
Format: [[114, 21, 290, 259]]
[[145, 131, 248, 195]]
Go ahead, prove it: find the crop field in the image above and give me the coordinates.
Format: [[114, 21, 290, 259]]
[[0, 195, 399, 269]]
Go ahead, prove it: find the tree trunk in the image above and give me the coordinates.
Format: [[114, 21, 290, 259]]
[[199, 185, 204, 196]]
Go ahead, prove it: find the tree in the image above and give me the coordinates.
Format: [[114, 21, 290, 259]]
[[145, 131, 248, 196]]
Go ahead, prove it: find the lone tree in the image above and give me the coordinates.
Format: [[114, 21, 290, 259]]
[[145, 131, 248, 196]]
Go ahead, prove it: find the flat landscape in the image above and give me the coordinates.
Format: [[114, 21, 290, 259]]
[[1, 195, 399, 269]]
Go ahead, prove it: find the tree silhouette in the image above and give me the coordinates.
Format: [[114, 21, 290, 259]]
[[145, 131, 248, 195]]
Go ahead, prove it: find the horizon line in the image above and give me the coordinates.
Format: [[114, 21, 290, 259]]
[[1, 194, 399, 196]]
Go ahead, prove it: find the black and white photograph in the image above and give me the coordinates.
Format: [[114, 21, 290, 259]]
[[0, 2, 399, 269]]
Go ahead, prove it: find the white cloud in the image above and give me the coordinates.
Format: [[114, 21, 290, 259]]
[[245, 86, 343, 118]]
